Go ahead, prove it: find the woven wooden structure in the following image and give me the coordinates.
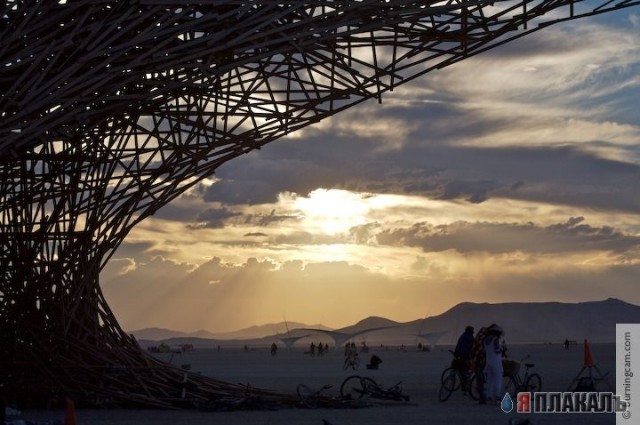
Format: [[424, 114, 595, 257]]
[[1, 0, 637, 409]]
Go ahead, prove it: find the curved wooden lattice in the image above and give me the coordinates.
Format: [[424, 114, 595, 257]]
[[1, 0, 638, 408]]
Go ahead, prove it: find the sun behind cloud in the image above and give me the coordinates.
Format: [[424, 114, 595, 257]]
[[293, 188, 371, 235]]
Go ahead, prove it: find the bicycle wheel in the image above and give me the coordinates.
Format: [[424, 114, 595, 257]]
[[360, 377, 377, 397], [438, 369, 458, 402], [340, 375, 366, 400], [440, 367, 461, 391], [502, 375, 518, 397], [468, 374, 481, 401], [296, 384, 317, 408], [524, 373, 542, 393]]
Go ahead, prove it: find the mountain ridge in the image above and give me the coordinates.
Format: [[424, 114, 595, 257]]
[[129, 298, 639, 345], [129, 320, 331, 341]]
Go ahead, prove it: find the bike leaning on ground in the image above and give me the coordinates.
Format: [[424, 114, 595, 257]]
[[340, 375, 409, 401], [296, 383, 333, 408]]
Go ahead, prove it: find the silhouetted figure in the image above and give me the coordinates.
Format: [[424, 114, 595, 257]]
[[484, 324, 506, 404], [270, 342, 278, 356], [564, 339, 570, 350], [366, 354, 382, 370], [454, 326, 475, 366], [471, 326, 489, 404]]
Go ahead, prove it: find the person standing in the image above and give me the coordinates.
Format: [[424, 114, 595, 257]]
[[470, 326, 489, 404], [483, 324, 506, 404], [454, 326, 475, 365]]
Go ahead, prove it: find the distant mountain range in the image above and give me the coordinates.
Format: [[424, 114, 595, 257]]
[[130, 321, 330, 342], [130, 298, 639, 347], [416, 297, 639, 344]]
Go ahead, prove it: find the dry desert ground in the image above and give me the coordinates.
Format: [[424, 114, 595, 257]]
[[23, 342, 618, 425]]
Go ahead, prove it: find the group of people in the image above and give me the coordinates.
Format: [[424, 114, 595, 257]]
[[454, 323, 507, 405], [308, 342, 329, 356]]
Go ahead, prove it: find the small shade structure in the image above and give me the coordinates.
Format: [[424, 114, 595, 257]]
[[290, 326, 402, 348], [276, 334, 312, 350], [416, 331, 448, 351]]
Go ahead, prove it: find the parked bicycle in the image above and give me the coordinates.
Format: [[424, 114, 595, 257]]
[[296, 383, 333, 408], [438, 350, 479, 402], [340, 375, 409, 401], [502, 355, 542, 396]]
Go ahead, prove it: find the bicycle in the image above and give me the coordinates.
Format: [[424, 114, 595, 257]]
[[502, 355, 542, 397], [438, 350, 479, 402], [340, 375, 410, 401], [296, 383, 333, 408]]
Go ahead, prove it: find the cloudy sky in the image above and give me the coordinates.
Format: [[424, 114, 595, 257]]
[[101, 9, 640, 333]]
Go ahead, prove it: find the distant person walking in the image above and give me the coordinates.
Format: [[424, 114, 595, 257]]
[[343, 342, 359, 370], [483, 324, 506, 404]]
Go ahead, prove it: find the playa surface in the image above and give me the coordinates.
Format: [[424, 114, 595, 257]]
[[24, 342, 616, 424]]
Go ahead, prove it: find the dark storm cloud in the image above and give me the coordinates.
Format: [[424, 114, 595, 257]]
[[473, 23, 582, 59], [105, 241, 175, 275], [203, 178, 282, 205], [187, 85, 640, 213], [391, 142, 636, 213], [153, 201, 202, 222], [195, 108, 444, 206], [196, 99, 464, 206], [243, 209, 300, 226], [111, 241, 157, 258], [203, 156, 351, 205], [186, 208, 301, 231], [205, 135, 640, 213], [170, 16, 640, 216], [407, 179, 500, 204], [375, 217, 640, 254], [273, 231, 343, 245], [187, 207, 243, 229], [380, 101, 506, 145]]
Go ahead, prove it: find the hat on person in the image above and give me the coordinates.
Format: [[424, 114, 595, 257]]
[[488, 324, 503, 335]]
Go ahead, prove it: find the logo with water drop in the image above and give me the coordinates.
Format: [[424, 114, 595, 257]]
[[501, 392, 514, 413]]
